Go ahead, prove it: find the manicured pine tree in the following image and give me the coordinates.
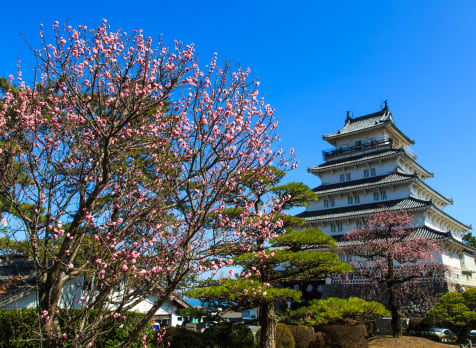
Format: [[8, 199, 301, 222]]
[[188, 175, 352, 348]]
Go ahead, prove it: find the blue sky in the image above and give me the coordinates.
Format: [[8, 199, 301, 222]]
[[1, 1, 475, 231]]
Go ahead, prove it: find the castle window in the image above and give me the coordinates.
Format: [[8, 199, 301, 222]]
[[371, 168, 376, 177], [347, 196, 353, 205], [373, 192, 380, 201], [338, 223, 343, 232], [340, 174, 345, 182], [354, 195, 360, 203], [346, 173, 351, 181], [330, 198, 335, 207], [324, 200, 329, 208], [331, 224, 336, 233], [380, 191, 387, 200], [364, 169, 369, 178]]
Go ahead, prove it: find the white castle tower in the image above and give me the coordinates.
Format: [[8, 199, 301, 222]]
[[298, 103, 475, 304]]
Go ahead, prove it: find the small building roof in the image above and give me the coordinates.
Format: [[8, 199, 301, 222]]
[[0, 256, 36, 308], [322, 104, 415, 146]]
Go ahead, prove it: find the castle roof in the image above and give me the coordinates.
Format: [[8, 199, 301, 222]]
[[308, 148, 433, 179], [333, 226, 476, 253], [322, 105, 415, 146], [297, 197, 431, 223], [313, 172, 416, 195], [333, 225, 449, 247], [313, 172, 452, 206]]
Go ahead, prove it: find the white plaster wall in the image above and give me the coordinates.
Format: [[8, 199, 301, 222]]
[[463, 253, 476, 271], [1, 278, 85, 310], [307, 185, 411, 212], [318, 159, 398, 185], [1, 291, 38, 310], [334, 129, 388, 148], [441, 250, 461, 268]]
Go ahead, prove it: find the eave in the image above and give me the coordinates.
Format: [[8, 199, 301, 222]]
[[298, 197, 431, 224]]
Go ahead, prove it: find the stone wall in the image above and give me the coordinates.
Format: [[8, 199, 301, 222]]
[[321, 280, 449, 317]]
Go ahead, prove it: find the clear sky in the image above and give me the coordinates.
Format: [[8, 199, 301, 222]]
[[1, 1, 475, 231]]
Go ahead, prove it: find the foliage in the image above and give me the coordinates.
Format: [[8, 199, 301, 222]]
[[427, 288, 476, 341], [342, 209, 443, 338], [408, 317, 431, 333], [188, 177, 351, 348], [284, 325, 315, 348], [275, 324, 295, 348], [202, 323, 254, 348], [0, 20, 290, 346], [159, 328, 204, 348], [289, 297, 389, 326], [0, 309, 158, 347], [318, 324, 368, 348], [462, 232, 476, 248]]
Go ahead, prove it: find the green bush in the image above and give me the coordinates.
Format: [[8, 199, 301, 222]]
[[285, 325, 314, 348], [276, 323, 295, 348], [319, 324, 368, 348], [160, 327, 204, 348], [0, 309, 160, 347], [0, 308, 39, 347], [202, 323, 254, 348]]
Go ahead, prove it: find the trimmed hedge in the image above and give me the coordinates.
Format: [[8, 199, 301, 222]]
[[286, 325, 315, 348], [276, 324, 295, 348], [318, 324, 368, 348], [202, 323, 254, 348], [0, 309, 158, 347], [160, 327, 204, 348], [256, 323, 295, 348]]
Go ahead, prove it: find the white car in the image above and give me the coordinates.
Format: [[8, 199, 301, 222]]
[[430, 328, 456, 343]]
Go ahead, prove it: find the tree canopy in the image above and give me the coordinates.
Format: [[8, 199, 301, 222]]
[[188, 178, 351, 348], [342, 209, 444, 338], [0, 21, 292, 347]]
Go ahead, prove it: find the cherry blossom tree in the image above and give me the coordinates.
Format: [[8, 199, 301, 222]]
[[342, 209, 444, 337], [0, 21, 293, 347]]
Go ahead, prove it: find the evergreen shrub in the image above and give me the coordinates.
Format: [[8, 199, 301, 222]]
[[319, 324, 368, 348], [202, 323, 253, 348], [0, 309, 159, 347], [160, 327, 204, 348], [256, 323, 295, 348], [285, 325, 315, 348], [276, 323, 295, 348]]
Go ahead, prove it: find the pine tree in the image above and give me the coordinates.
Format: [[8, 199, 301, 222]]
[[188, 177, 351, 348]]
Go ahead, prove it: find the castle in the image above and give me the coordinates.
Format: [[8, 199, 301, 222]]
[[297, 103, 475, 315]]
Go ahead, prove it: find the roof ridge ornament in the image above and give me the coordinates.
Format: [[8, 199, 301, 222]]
[[346, 111, 352, 123]]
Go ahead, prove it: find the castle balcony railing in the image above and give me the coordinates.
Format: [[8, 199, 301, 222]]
[[322, 136, 393, 161]]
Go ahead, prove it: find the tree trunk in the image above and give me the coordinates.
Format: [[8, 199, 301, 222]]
[[259, 301, 278, 348], [457, 324, 471, 344], [388, 283, 402, 338]]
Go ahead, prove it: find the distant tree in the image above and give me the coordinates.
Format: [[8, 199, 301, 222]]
[[342, 209, 443, 338], [0, 21, 291, 347], [427, 288, 476, 343], [188, 178, 351, 348], [462, 232, 476, 248]]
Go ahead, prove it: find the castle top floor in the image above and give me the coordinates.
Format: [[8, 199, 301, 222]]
[[322, 103, 415, 161]]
